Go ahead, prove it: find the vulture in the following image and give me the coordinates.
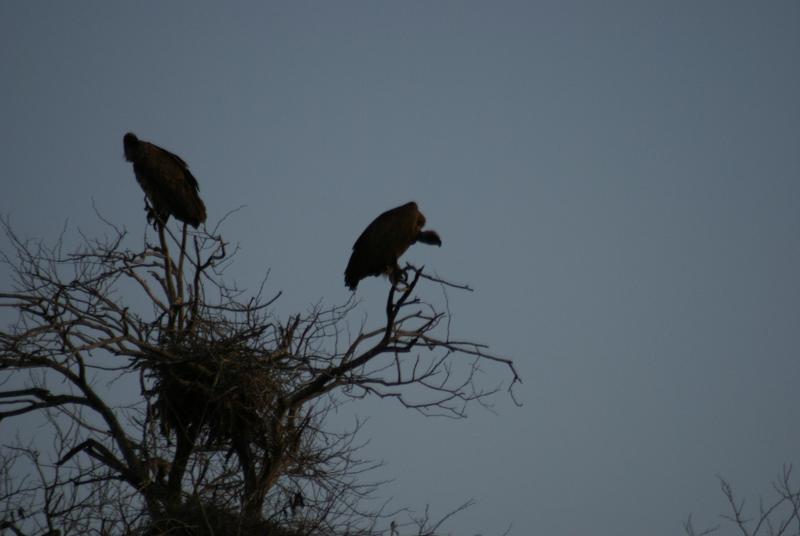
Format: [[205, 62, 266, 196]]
[[123, 132, 207, 228], [344, 201, 442, 291]]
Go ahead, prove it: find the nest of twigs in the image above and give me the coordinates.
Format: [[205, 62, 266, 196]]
[[143, 337, 287, 447], [142, 498, 296, 536]]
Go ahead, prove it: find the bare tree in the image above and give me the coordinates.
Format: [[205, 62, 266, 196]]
[[685, 465, 800, 536], [0, 214, 520, 535]]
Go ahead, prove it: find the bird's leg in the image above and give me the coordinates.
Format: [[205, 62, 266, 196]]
[[390, 263, 410, 292], [388, 264, 401, 286], [144, 198, 169, 231], [399, 265, 410, 284], [143, 197, 160, 231]]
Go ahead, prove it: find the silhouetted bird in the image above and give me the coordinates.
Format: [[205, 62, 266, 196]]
[[345, 201, 441, 290], [123, 132, 207, 228]]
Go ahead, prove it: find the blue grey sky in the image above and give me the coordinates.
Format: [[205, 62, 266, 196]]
[[1, 2, 799, 534]]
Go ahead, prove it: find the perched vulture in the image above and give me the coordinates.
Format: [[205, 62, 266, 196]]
[[344, 201, 442, 291], [123, 132, 207, 228]]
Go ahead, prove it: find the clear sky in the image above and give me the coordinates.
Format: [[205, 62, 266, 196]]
[[1, 2, 799, 534]]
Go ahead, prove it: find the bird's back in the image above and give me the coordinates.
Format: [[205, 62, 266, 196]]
[[345, 202, 421, 289], [130, 140, 206, 228]]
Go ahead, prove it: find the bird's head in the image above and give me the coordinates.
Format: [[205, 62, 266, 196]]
[[417, 230, 442, 247], [123, 132, 139, 161]]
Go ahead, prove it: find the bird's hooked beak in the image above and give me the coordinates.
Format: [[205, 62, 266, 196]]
[[417, 230, 442, 246]]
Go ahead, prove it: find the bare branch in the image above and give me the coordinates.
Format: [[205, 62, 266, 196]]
[[1, 213, 517, 534]]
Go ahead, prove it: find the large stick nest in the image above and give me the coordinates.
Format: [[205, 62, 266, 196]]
[[141, 336, 289, 448], [141, 498, 298, 536]]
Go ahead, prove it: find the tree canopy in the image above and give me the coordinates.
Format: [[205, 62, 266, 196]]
[[0, 215, 519, 535]]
